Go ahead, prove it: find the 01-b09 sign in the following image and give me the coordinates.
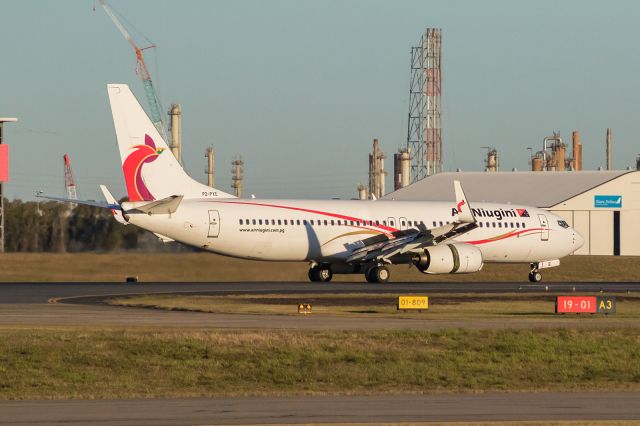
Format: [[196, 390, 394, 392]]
[[555, 296, 616, 314]]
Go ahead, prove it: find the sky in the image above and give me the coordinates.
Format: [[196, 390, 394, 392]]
[[2, 0, 640, 201]]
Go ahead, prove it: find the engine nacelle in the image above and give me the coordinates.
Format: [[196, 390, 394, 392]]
[[414, 243, 483, 274]]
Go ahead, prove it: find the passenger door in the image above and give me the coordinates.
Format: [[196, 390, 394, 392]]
[[208, 210, 220, 238], [537, 213, 549, 241]]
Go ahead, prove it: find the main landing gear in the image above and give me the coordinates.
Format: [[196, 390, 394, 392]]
[[528, 263, 542, 283], [308, 264, 333, 282], [366, 265, 390, 283]]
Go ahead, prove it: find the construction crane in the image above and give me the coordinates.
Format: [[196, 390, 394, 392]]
[[98, 0, 167, 139], [63, 154, 78, 202]]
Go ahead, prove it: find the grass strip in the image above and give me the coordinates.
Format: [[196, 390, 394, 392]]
[[108, 293, 640, 320], [0, 328, 639, 399]]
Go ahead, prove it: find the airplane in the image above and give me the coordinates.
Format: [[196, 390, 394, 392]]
[[40, 84, 584, 283]]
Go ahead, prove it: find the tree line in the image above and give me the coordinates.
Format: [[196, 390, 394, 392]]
[[4, 199, 180, 252]]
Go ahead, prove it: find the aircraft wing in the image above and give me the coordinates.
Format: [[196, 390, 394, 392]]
[[346, 221, 477, 263], [347, 180, 478, 264]]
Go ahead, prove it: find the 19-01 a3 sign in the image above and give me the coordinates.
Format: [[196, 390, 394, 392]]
[[555, 296, 616, 314]]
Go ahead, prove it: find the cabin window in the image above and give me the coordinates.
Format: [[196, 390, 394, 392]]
[[239, 219, 243, 225], [401, 221, 406, 227], [492, 222, 496, 228], [284, 220, 288, 225], [383, 220, 387, 226], [317, 220, 321, 226], [407, 221, 412, 227], [515, 222, 519, 228], [390, 221, 395, 226], [439, 221, 443, 226], [433, 221, 437, 227], [277, 219, 281, 225], [258, 219, 263, 225], [498, 222, 502, 228], [522, 222, 526, 228], [310, 220, 315, 225], [296, 220, 301, 225]]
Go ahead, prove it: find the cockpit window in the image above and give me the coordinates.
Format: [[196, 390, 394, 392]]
[[557, 220, 569, 229]]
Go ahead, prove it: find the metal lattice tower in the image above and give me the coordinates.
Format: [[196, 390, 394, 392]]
[[406, 28, 442, 182]]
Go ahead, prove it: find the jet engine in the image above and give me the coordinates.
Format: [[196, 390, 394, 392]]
[[413, 243, 483, 274]]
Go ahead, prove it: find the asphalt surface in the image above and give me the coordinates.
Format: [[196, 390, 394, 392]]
[[1, 280, 639, 304], [2, 392, 640, 425]]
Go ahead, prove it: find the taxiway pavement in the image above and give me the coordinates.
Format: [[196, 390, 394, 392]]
[[2, 392, 639, 425]]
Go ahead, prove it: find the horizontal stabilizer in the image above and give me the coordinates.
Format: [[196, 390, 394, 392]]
[[126, 195, 183, 215]]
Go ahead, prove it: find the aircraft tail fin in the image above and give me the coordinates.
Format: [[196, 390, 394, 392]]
[[106, 84, 235, 201]]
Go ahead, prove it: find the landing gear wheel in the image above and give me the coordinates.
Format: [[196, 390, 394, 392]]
[[528, 271, 542, 283], [308, 265, 333, 283], [365, 266, 390, 283]]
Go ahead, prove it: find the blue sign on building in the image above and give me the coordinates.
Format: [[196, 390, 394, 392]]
[[594, 195, 622, 208]]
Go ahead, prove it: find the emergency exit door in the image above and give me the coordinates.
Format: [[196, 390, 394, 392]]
[[208, 210, 220, 238], [537, 214, 549, 241]]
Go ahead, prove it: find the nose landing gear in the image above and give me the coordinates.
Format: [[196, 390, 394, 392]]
[[528, 263, 542, 282]]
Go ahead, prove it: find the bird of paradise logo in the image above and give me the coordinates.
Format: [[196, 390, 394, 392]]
[[123, 134, 165, 201]]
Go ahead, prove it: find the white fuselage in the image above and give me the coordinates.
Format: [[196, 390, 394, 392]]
[[123, 198, 583, 264]]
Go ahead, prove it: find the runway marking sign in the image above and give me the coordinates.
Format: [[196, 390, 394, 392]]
[[397, 295, 429, 311], [555, 296, 616, 314]]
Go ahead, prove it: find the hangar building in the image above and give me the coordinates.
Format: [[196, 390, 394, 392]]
[[384, 171, 640, 256]]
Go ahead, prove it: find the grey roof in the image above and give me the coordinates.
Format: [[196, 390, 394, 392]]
[[383, 170, 632, 207]]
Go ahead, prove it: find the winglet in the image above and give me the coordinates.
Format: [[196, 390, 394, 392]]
[[100, 185, 128, 225], [454, 180, 475, 223]]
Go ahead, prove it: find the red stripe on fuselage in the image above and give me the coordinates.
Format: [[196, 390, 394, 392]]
[[205, 200, 399, 234], [464, 228, 545, 245]]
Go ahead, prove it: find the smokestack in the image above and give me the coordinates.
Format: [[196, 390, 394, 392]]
[[606, 128, 612, 170], [357, 184, 368, 200], [571, 131, 580, 170], [169, 104, 182, 163], [368, 138, 386, 198], [205, 147, 215, 188], [394, 148, 411, 190]]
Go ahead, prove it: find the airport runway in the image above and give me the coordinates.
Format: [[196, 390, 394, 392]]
[[2, 392, 640, 425]]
